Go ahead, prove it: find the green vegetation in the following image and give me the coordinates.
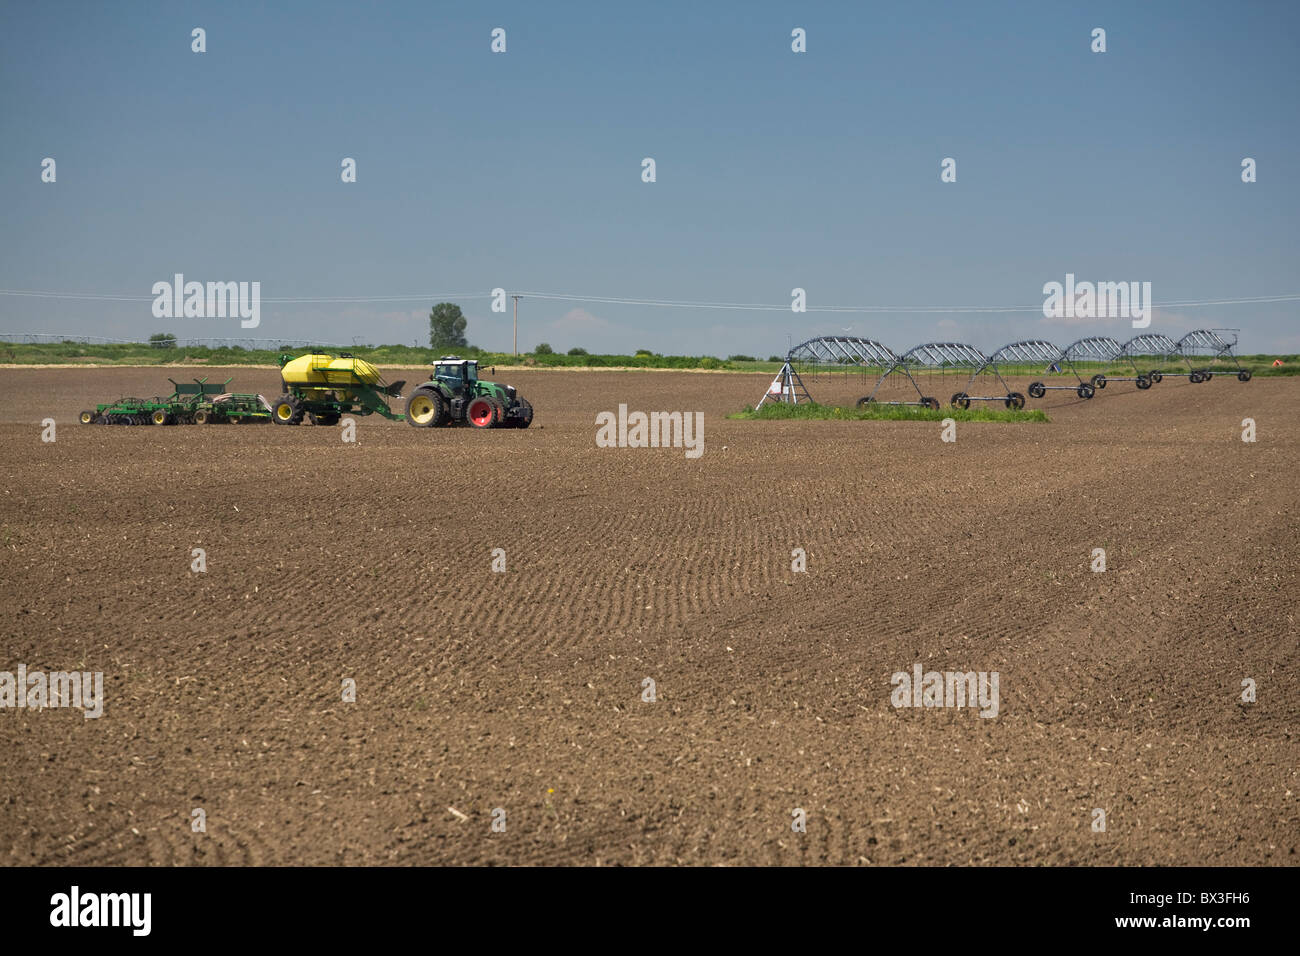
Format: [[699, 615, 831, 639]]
[[0, 338, 770, 371], [428, 302, 469, 350], [730, 401, 1049, 423]]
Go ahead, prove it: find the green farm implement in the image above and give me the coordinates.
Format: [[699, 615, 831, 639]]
[[270, 353, 407, 425], [80, 377, 272, 425], [272, 352, 532, 429]]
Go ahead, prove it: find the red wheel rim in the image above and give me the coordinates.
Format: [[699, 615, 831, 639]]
[[468, 399, 493, 426]]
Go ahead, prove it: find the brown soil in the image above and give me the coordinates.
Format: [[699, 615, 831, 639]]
[[0, 366, 1296, 865]]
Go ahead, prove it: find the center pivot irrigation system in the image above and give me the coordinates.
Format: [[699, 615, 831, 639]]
[[81, 353, 534, 429], [764, 329, 1252, 409]]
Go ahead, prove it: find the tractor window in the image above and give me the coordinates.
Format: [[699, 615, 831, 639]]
[[435, 365, 463, 386], [465, 363, 478, 383]]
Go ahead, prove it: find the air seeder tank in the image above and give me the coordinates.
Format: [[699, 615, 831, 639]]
[[279, 354, 385, 389]]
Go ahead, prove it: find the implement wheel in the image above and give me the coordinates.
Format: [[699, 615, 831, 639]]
[[951, 392, 971, 410], [79, 410, 95, 425], [272, 395, 304, 425], [1028, 382, 1046, 399], [1005, 392, 1026, 410], [404, 387, 446, 428], [193, 409, 212, 425], [151, 409, 170, 426]]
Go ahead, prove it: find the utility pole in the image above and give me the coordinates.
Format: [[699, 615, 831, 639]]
[[511, 294, 521, 356]]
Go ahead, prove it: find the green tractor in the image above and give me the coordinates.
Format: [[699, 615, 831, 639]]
[[404, 356, 533, 429]]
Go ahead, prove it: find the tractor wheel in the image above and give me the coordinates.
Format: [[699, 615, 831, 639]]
[[466, 395, 498, 429], [151, 409, 170, 426], [1005, 392, 1026, 410], [1091, 374, 1107, 389], [1136, 375, 1151, 390], [951, 392, 970, 410], [79, 410, 95, 425], [921, 397, 940, 411], [272, 395, 304, 425], [404, 387, 446, 428], [855, 396, 874, 409], [1076, 384, 1095, 400], [511, 397, 534, 428], [1238, 370, 1252, 382], [1028, 382, 1046, 399]]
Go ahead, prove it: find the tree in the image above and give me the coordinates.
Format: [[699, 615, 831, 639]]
[[534, 342, 554, 355], [149, 332, 177, 349], [429, 302, 468, 350], [566, 346, 588, 356]]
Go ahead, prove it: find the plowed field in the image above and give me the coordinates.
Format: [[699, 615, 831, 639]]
[[1, 366, 1296, 865]]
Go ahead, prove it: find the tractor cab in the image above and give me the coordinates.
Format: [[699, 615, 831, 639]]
[[433, 357, 477, 393]]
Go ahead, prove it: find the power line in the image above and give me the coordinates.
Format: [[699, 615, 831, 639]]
[[1, 287, 1297, 313]]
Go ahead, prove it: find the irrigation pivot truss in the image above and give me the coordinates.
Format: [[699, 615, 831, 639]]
[[787, 335, 898, 367], [769, 330, 1255, 409], [1112, 332, 1180, 389], [953, 339, 1061, 409], [1027, 336, 1123, 401], [859, 342, 989, 409], [1176, 328, 1252, 383]]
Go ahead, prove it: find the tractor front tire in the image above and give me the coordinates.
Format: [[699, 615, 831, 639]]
[[272, 395, 304, 425], [405, 388, 447, 428], [466, 396, 499, 429]]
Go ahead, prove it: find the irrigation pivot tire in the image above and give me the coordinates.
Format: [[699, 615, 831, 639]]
[[1204, 371, 1214, 381], [1077, 384, 1095, 400], [272, 395, 304, 425], [922, 397, 940, 411], [1238, 370, 1252, 382], [79, 410, 95, 424], [466, 395, 498, 429], [1189, 371, 1203, 384], [1028, 382, 1046, 399], [1136, 375, 1151, 390], [404, 387, 445, 428], [1150, 371, 1162, 384], [855, 396, 874, 409], [951, 392, 970, 410], [1091, 374, 1107, 389], [1005, 392, 1026, 410]]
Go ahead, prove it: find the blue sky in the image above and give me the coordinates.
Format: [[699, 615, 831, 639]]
[[1, 0, 1297, 354]]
